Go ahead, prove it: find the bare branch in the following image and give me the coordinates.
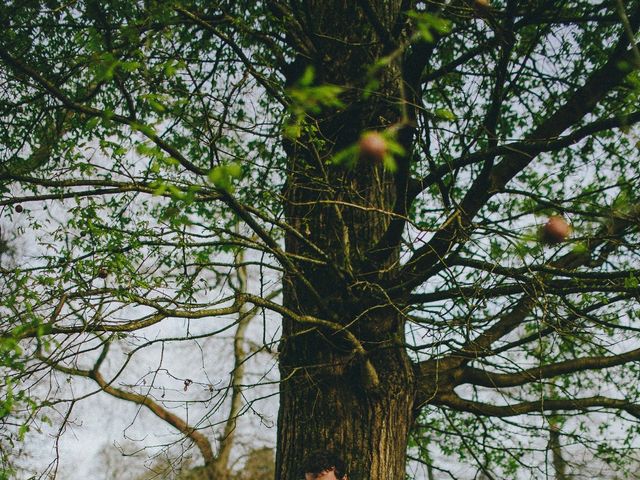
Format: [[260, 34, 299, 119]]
[[41, 350, 216, 465], [435, 391, 640, 420], [460, 346, 640, 388]]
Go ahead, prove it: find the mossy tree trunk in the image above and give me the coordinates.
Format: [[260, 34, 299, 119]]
[[276, 2, 420, 479]]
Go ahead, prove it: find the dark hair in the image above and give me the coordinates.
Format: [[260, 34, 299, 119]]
[[301, 450, 348, 478]]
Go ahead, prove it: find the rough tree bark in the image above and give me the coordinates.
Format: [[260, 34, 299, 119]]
[[276, 2, 418, 479]]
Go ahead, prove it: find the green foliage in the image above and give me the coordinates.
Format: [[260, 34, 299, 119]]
[[208, 162, 243, 192], [407, 10, 452, 43], [285, 66, 344, 139], [1, 0, 640, 479]]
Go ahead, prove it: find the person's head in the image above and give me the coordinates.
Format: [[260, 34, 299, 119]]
[[302, 450, 348, 480]]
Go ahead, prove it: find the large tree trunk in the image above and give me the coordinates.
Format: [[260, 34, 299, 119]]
[[277, 341, 415, 480], [276, 2, 416, 479]]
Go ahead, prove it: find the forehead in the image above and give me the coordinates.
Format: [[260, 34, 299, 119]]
[[305, 469, 339, 480]]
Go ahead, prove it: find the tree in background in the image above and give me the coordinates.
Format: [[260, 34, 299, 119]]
[[2, 0, 640, 479], [93, 441, 273, 480]]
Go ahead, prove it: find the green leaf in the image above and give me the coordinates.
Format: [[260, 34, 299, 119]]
[[208, 163, 243, 192], [434, 108, 456, 121]]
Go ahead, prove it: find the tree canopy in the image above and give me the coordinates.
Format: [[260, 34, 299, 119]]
[[1, 0, 640, 479]]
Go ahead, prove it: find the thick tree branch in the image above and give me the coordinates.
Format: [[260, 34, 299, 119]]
[[2, 294, 244, 339], [408, 279, 640, 304], [265, 0, 317, 58], [460, 346, 640, 388], [435, 391, 640, 420], [365, 4, 447, 265], [445, 257, 640, 282], [357, 0, 397, 51], [374, 105, 640, 276]]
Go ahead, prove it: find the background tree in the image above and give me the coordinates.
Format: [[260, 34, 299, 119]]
[[2, 0, 640, 479]]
